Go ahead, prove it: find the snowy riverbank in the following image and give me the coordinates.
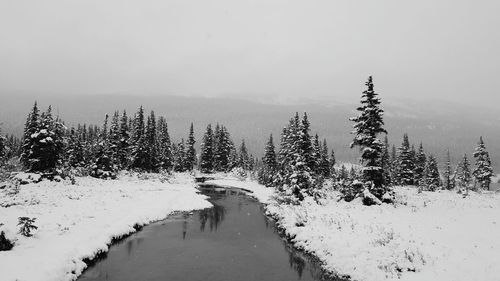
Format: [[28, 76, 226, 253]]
[[210, 178, 500, 281], [0, 173, 212, 281]]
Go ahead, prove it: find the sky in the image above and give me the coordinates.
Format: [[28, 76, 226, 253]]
[[0, 0, 499, 106]]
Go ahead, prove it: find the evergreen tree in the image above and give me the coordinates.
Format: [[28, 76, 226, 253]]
[[21, 102, 40, 170], [185, 123, 197, 171], [457, 153, 472, 193], [144, 111, 159, 171], [390, 144, 399, 185], [443, 149, 455, 190], [263, 134, 277, 169], [173, 139, 186, 172], [397, 134, 414, 185], [311, 134, 321, 174], [200, 124, 214, 173], [0, 125, 6, 164], [414, 143, 427, 187], [339, 164, 348, 180], [380, 135, 391, 186], [329, 149, 336, 177], [238, 139, 250, 169], [213, 125, 234, 172], [300, 113, 315, 171], [130, 107, 149, 171], [157, 116, 173, 171], [349, 76, 389, 201], [117, 111, 131, 169], [472, 136, 494, 190], [66, 127, 85, 168], [91, 114, 117, 179], [319, 139, 330, 177], [424, 154, 440, 191]]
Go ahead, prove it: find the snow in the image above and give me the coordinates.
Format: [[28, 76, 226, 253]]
[[0, 173, 211, 281], [211, 177, 500, 281]]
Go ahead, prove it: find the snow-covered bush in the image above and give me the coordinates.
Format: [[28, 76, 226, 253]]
[[18, 217, 38, 237], [0, 230, 14, 251], [229, 167, 247, 180]]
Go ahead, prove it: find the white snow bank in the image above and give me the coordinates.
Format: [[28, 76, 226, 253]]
[[0, 173, 211, 281], [211, 178, 500, 281]]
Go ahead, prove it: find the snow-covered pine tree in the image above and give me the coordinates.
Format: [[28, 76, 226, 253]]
[[109, 111, 121, 167], [339, 164, 348, 180], [319, 139, 330, 178], [424, 154, 440, 191], [200, 124, 214, 173], [380, 135, 391, 186], [457, 153, 472, 194], [349, 76, 390, 202], [0, 125, 6, 164], [443, 149, 455, 190], [184, 123, 197, 171], [144, 111, 159, 171], [130, 107, 149, 171], [311, 134, 321, 175], [300, 113, 315, 172], [21, 102, 41, 170], [157, 116, 173, 171], [413, 143, 426, 187], [258, 134, 278, 186], [91, 114, 117, 179], [329, 149, 336, 177], [117, 110, 131, 169], [263, 134, 277, 169], [173, 139, 186, 172], [472, 136, 494, 190], [238, 139, 250, 170], [66, 127, 85, 168], [390, 144, 399, 185], [397, 134, 414, 185]]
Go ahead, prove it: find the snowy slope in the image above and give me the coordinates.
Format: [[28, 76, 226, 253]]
[[212, 178, 500, 281], [0, 173, 211, 281]]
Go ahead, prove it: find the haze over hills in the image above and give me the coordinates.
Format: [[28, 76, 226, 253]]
[[1, 94, 499, 170]]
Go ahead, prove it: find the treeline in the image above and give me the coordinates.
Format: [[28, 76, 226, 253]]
[[0, 76, 495, 203], [254, 76, 495, 204], [5, 103, 255, 179]]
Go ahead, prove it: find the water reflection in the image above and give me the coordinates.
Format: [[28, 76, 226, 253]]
[[199, 203, 226, 232]]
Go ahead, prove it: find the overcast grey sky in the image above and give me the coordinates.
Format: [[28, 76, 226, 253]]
[[1, 0, 499, 105]]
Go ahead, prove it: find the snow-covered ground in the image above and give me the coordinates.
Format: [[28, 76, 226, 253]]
[[211, 178, 500, 281], [0, 173, 211, 281]]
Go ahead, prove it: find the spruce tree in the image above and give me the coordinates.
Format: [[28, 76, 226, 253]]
[[66, 127, 85, 168], [390, 144, 399, 185], [319, 139, 331, 177], [311, 134, 321, 174], [157, 116, 173, 171], [144, 111, 159, 171], [414, 143, 426, 187], [0, 125, 6, 164], [349, 76, 389, 201], [238, 139, 250, 170], [329, 149, 336, 177], [424, 154, 440, 191], [472, 136, 494, 190], [185, 123, 197, 171], [173, 139, 186, 172], [397, 134, 414, 185], [117, 111, 131, 169], [300, 113, 315, 171], [380, 135, 391, 186], [457, 154, 472, 193], [130, 107, 149, 171], [21, 102, 40, 170], [200, 124, 214, 173], [443, 149, 455, 190], [263, 134, 277, 169], [91, 114, 117, 179]]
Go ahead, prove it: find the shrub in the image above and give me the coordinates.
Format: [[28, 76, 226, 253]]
[[18, 217, 38, 237]]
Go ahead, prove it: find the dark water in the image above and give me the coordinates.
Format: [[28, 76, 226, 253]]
[[78, 186, 335, 281]]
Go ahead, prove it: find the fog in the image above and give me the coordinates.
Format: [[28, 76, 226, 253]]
[[1, 0, 499, 106]]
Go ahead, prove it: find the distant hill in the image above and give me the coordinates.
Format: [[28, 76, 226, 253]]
[[1, 94, 499, 170]]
